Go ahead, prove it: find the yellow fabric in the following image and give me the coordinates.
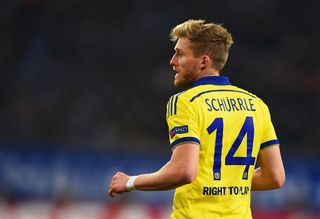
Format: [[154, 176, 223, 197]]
[[166, 77, 278, 219]]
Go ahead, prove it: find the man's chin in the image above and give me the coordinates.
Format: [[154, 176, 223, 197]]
[[174, 79, 193, 88], [174, 79, 183, 87]]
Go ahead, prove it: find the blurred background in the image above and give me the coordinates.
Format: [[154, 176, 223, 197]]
[[0, 0, 319, 218]]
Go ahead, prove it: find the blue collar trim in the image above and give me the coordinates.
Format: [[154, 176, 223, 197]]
[[192, 76, 231, 87]]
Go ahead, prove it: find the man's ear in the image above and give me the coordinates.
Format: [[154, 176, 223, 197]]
[[200, 55, 210, 69]]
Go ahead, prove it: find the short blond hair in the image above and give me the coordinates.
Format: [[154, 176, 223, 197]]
[[170, 19, 233, 71]]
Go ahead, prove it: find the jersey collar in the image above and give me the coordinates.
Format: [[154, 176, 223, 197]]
[[192, 76, 231, 87]]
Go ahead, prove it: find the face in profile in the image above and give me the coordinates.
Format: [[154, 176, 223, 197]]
[[169, 37, 202, 88]]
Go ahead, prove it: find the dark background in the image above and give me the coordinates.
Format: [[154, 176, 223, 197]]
[[0, 0, 319, 215], [1, 0, 319, 155]]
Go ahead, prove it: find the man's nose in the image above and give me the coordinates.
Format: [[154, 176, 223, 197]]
[[169, 54, 176, 66]]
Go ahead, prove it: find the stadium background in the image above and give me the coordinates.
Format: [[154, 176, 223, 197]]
[[0, 0, 319, 218]]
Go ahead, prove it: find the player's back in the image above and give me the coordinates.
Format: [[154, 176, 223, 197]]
[[167, 76, 278, 219]]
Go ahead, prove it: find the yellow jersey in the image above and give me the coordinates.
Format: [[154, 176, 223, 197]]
[[166, 76, 279, 219]]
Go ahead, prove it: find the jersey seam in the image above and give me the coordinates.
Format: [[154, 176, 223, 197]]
[[171, 137, 200, 149], [260, 139, 279, 149], [190, 89, 256, 102]]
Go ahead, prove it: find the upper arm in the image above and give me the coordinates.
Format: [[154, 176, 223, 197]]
[[257, 144, 285, 185], [170, 143, 200, 182]]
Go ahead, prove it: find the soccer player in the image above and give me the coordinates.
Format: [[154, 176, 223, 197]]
[[108, 19, 285, 218]]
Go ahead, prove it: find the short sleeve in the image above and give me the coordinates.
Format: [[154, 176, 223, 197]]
[[166, 93, 200, 150], [260, 102, 279, 149]]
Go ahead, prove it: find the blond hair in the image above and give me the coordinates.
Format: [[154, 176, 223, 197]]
[[170, 19, 233, 71]]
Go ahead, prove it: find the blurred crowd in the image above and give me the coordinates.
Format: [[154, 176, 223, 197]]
[[0, 0, 319, 156]]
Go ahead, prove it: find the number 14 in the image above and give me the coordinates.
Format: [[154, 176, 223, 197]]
[[207, 116, 256, 180]]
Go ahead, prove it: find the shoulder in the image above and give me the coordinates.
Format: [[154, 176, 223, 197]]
[[166, 89, 199, 117], [167, 91, 186, 117], [233, 86, 272, 115], [232, 85, 267, 104], [167, 87, 201, 107], [230, 85, 258, 98]]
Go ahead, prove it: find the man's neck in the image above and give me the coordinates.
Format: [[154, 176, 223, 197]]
[[196, 68, 220, 80]]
